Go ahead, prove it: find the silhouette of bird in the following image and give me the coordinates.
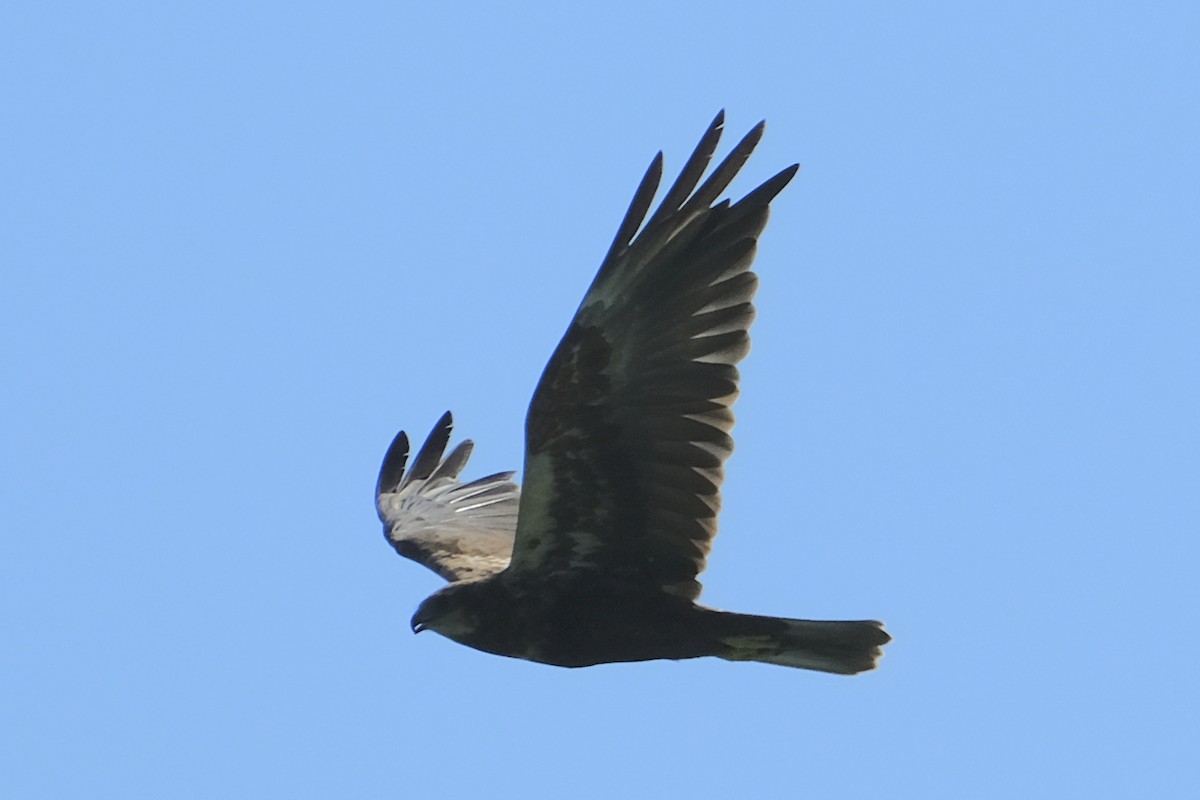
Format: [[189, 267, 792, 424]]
[[376, 112, 890, 673]]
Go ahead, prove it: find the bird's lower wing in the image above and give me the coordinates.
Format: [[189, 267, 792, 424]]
[[377, 411, 520, 582]]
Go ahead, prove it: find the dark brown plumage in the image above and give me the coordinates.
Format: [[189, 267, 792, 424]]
[[376, 112, 890, 673]]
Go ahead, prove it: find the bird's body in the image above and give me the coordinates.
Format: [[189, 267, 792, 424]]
[[377, 112, 891, 674], [415, 573, 714, 667], [416, 573, 887, 673]]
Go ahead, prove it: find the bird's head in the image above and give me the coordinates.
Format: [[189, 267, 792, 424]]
[[410, 583, 481, 641]]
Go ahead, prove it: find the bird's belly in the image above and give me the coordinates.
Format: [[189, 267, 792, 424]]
[[469, 588, 716, 668]]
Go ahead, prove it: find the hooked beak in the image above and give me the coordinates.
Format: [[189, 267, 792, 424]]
[[410, 613, 427, 634]]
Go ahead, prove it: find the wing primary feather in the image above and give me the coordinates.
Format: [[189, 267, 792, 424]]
[[682, 120, 765, 214], [428, 439, 474, 482], [600, 153, 664, 268], [704, 165, 799, 241], [375, 429, 409, 499], [407, 410, 453, 481], [729, 164, 800, 215], [642, 110, 726, 232]]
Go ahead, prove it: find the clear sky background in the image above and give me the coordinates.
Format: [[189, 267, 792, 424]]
[[3, 3, 1197, 798]]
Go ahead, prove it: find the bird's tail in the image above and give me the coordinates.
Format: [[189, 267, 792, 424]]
[[711, 611, 891, 675]]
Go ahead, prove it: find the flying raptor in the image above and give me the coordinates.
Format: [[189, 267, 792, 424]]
[[376, 112, 890, 674]]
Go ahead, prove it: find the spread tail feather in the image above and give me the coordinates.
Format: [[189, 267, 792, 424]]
[[714, 613, 891, 675]]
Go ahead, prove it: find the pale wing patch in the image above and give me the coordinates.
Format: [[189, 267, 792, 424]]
[[377, 413, 520, 582]]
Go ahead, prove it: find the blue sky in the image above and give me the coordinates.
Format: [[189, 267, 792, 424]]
[[3, 2, 1198, 797]]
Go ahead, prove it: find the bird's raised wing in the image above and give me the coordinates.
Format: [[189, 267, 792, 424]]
[[507, 112, 798, 599], [376, 411, 520, 582]]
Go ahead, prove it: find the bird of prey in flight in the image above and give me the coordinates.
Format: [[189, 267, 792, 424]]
[[376, 112, 890, 674]]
